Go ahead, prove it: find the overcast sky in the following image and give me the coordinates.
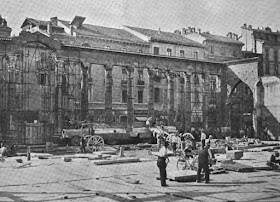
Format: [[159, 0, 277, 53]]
[[1, 0, 280, 37]]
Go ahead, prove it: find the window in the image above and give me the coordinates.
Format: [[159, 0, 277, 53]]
[[167, 48, 172, 56], [138, 70, 143, 81], [105, 46, 111, 49], [154, 47, 159, 55], [180, 50, 185, 57], [138, 50, 143, 53], [122, 48, 127, 52], [122, 89, 127, 103], [122, 68, 127, 80], [194, 51, 198, 59], [221, 47, 226, 55], [38, 73, 47, 85], [233, 49, 237, 57], [154, 88, 160, 103], [138, 90, 143, 103], [210, 46, 214, 54]]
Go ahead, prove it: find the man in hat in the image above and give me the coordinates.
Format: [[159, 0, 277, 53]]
[[196, 143, 214, 184], [157, 140, 170, 187]]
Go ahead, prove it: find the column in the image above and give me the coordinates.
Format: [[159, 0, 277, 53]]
[[184, 72, 192, 130], [219, 68, 228, 128], [126, 66, 134, 132], [254, 78, 264, 139], [147, 68, 155, 118], [104, 65, 113, 125], [81, 62, 89, 121], [203, 71, 209, 130], [167, 71, 175, 125], [55, 60, 64, 134], [178, 74, 185, 131]]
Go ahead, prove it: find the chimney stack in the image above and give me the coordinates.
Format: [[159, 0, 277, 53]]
[[198, 28, 201, 34], [243, 23, 247, 28], [182, 28, 186, 35], [50, 17, 58, 26], [158, 28, 161, 34], [227, 32, 233, 38], [47, 22, 52, 34], [174, 30, 181, 35], [248, 25, 252, 29]]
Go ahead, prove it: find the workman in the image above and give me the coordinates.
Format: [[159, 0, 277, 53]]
[[196, 143, 214, 184], [200, 129, 207, 149], [80, 135, 86, 153], [267, 151, 280, 169], [157, 140, 170, 187]]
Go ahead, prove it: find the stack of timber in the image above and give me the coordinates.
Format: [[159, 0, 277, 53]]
[[220, 160, 254, 172]]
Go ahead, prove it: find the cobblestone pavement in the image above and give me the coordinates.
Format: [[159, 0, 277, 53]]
[[0, 147, 280, 202]]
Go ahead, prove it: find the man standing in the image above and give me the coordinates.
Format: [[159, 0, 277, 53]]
[[157, 140, 170, 187], [200, 129, 207, 149], [80, 135, 86, 153], [196, 144, 213, 184]]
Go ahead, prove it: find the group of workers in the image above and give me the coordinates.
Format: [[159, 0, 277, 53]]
[[156, 137, 215, 187]]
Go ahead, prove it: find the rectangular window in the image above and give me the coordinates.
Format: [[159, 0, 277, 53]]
[[122, 68, 127, 80], [180, 50, 185, 57], [221, 47, 226, 55], [154, 88, 160, 103], [233, 49, 237, 57], [38, 73, 47, 85], [122, 89, 127, 103], [138, 90, 143, 103], [153, 47, 159, 55], [138, 69, 143, 81], [210, 46, 214, 54], [194, 51, 198, 59], [167, 48, 172, 56]]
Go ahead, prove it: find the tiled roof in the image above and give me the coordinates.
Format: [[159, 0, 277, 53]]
[[124, 26, 205, 48], [21, 18, 62, 28], [200, 33, 244, 45]]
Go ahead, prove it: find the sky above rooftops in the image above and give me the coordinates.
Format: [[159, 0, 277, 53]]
[[1, 0, 280, 37]]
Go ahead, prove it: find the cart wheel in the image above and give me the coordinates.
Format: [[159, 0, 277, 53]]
[[87, 135, 105, 152]]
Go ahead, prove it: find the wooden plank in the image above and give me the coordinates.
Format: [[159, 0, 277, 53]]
[[94, 157, 140, 165]]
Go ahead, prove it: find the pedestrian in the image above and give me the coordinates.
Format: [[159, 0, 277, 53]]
[[80, 135, 86, 153], [267, 151, 280, 169], [196, 143, 214, 184], [200, 129, 207, 149], [157, 140, 170, 187]]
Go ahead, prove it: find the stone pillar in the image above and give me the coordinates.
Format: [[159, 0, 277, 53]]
[[126, 66, 134, 132], [254, 79, 264, 139], [203, 72, 209, 130], [104, 65, 113, 125], [81, 62, 89, 121], [167, 71, 175, 125], [178, 74, 185, 132], [55, 61, 64, 134], [184, 73, 192, 130], [147, 68, 155, 118], [220, 68, 228, 128]]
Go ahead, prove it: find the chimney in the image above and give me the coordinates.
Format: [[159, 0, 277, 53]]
[[70, 25, 74, 36], [243, 23, 247, 28], [158, 28, 161, 34], [47, 22, 52, 34], [50, 17, 58, 26], [182, 28, 186, 35], [192, 27, 196, 33], [174, 30, 181, 35], [198, 28, 201, 34], [248, 25, 252, 29]]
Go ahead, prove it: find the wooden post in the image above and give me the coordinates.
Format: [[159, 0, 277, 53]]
[[104, 65, 113, 125]]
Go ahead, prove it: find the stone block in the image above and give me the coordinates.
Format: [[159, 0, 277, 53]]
[[168, 170, 200, 182], [226, 150, 243, 160]]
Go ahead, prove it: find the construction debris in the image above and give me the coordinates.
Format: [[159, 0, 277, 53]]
[[168, 170, 199, 182], [220, 160, 254, 172], [226, 150, 243, 160]]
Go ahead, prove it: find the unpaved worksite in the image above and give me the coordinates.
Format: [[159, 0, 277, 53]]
[[1, 141, 280, 202]]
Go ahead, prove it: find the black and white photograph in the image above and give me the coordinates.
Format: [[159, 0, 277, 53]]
[[1, 0, 280, 201]]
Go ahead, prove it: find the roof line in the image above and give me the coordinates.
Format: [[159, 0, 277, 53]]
[[224, 57, 259, 65], [63, 44, 224, 65]]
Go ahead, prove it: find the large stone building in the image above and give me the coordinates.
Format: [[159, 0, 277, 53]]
[[0, 15, 261, 145], [240, 24, 280, 139], [180, 27, 244, 62]]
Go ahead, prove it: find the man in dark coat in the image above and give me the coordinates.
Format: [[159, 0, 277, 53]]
[[196, 144, 213, 183], [157, 140, 170, 187]]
